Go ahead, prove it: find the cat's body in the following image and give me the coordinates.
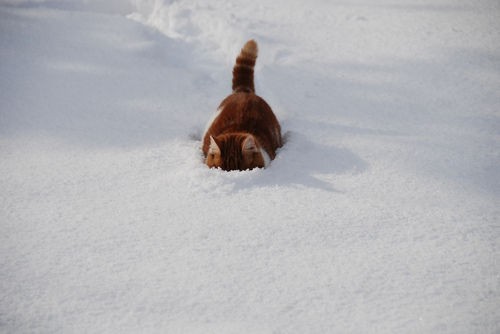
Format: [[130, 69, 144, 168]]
[[203, 40, 282, 171]]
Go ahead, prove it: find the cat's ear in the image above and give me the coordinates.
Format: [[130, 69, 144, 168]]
[[242, 135, 259, 152], [209, 136, 221, 154]]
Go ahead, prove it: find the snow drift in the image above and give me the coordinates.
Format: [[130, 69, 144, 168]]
[[1, 0, 499, 333]]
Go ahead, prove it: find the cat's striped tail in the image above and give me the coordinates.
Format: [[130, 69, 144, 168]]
[[232, 40, 258, 93]]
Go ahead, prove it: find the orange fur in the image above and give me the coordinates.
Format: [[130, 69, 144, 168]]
[[232, 40, 258, 93], [203, 40, 282, 171]]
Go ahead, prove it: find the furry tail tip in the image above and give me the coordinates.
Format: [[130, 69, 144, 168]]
[[241, 39, 258, 59]]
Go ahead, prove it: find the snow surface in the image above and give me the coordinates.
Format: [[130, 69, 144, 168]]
[[1, 0, 499, 332]]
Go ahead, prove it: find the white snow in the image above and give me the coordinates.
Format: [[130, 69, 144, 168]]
[[1, 0, 499, 333]]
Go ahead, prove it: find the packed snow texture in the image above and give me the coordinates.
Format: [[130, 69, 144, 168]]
[[1, 0, 499, 333]]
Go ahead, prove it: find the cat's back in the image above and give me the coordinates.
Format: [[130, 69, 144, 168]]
[[219, 92, 273, 121], [203, 92, 282, 157], [217, 93, 279, 134]]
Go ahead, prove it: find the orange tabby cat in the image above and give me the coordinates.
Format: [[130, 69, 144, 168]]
[[203, 40, 282, 171]]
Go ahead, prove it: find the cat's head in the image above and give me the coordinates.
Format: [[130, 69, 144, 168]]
[[206, 134, 266, 171]]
